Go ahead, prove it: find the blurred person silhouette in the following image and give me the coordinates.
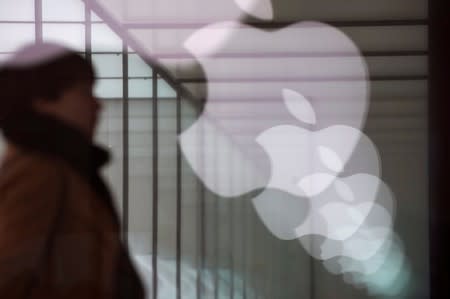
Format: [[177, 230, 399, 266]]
[[0, 43, 144, 299]]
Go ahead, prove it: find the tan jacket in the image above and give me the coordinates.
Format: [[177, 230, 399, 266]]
[[0, 148, 143, 298]]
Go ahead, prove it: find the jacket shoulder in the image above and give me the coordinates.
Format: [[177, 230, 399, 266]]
[[0, 149, 66, 198]]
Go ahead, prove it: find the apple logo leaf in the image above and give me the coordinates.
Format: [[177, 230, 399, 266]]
[[347, 205, 369, 224], [318, 145, 344, 173], [183, 22, 237, 57], [334, 179, 355, 202], [297, 173, 335, 197], [234, 0, 274, 20], [282, 88, 316, 125], [319, 202, 372, 240]]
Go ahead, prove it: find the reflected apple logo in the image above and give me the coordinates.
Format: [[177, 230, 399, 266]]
[[176, 19, 405, 293], [86, 0, 410, 294], [242, 89, 394, 245]]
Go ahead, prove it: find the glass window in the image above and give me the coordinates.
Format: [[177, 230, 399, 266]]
[[158, 79, 176, 98], [0, 24, 35, 52], [129, 79, 152, 98], [43, 24, 85, 51], [0, 0, 34, 21], [128, 99, 153, 255], [91, 24, 122, 52], [42, 0, 84, 21], [128, 53, 152, 77], [96, 99, 123, 217], [92, 54, 123, 78], [95, 79, 123, 98], [91, 11, 102, 22]]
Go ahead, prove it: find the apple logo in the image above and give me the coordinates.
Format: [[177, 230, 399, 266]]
[[85, 0, 405, 292], [255, 89, 379, 198], [178, 20, 370, 199], [301, 177, 395, 260], [86, 1, 372, 201], [249, 88, 383, 240]]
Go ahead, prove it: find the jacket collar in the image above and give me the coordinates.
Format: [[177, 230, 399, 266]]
[[1, 110, 111, 199]]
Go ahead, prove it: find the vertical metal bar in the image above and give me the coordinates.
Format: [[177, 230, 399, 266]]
[[242, 181, 248, 299], [121, 44, 129, 244], [84, 5, 92, 63], [34, 0, 42, 43], [270, 239, 276, 299], [309, 136, 315, 299], [258, 212, 264, 299], [276, 236, 282, 298], [151, 69, 159, 299], [267, 236, 274, 298], [213, 204, 219, 299], [264, 231, 270, 298], [309, 255, 315, 299], [245, 168, 255, 299], [176, 92, 182, 299], [119, 0, 130, 225], [229, 150, 235, 299], [196, 115, 206, 299], [213, 133, 219, 299], [252, 184, 258, 299]]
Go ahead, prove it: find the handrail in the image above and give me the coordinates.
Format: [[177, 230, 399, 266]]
[[82, 0, 204, 109]]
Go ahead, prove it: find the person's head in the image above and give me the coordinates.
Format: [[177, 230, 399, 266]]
[[0, 42, 100, 139]]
